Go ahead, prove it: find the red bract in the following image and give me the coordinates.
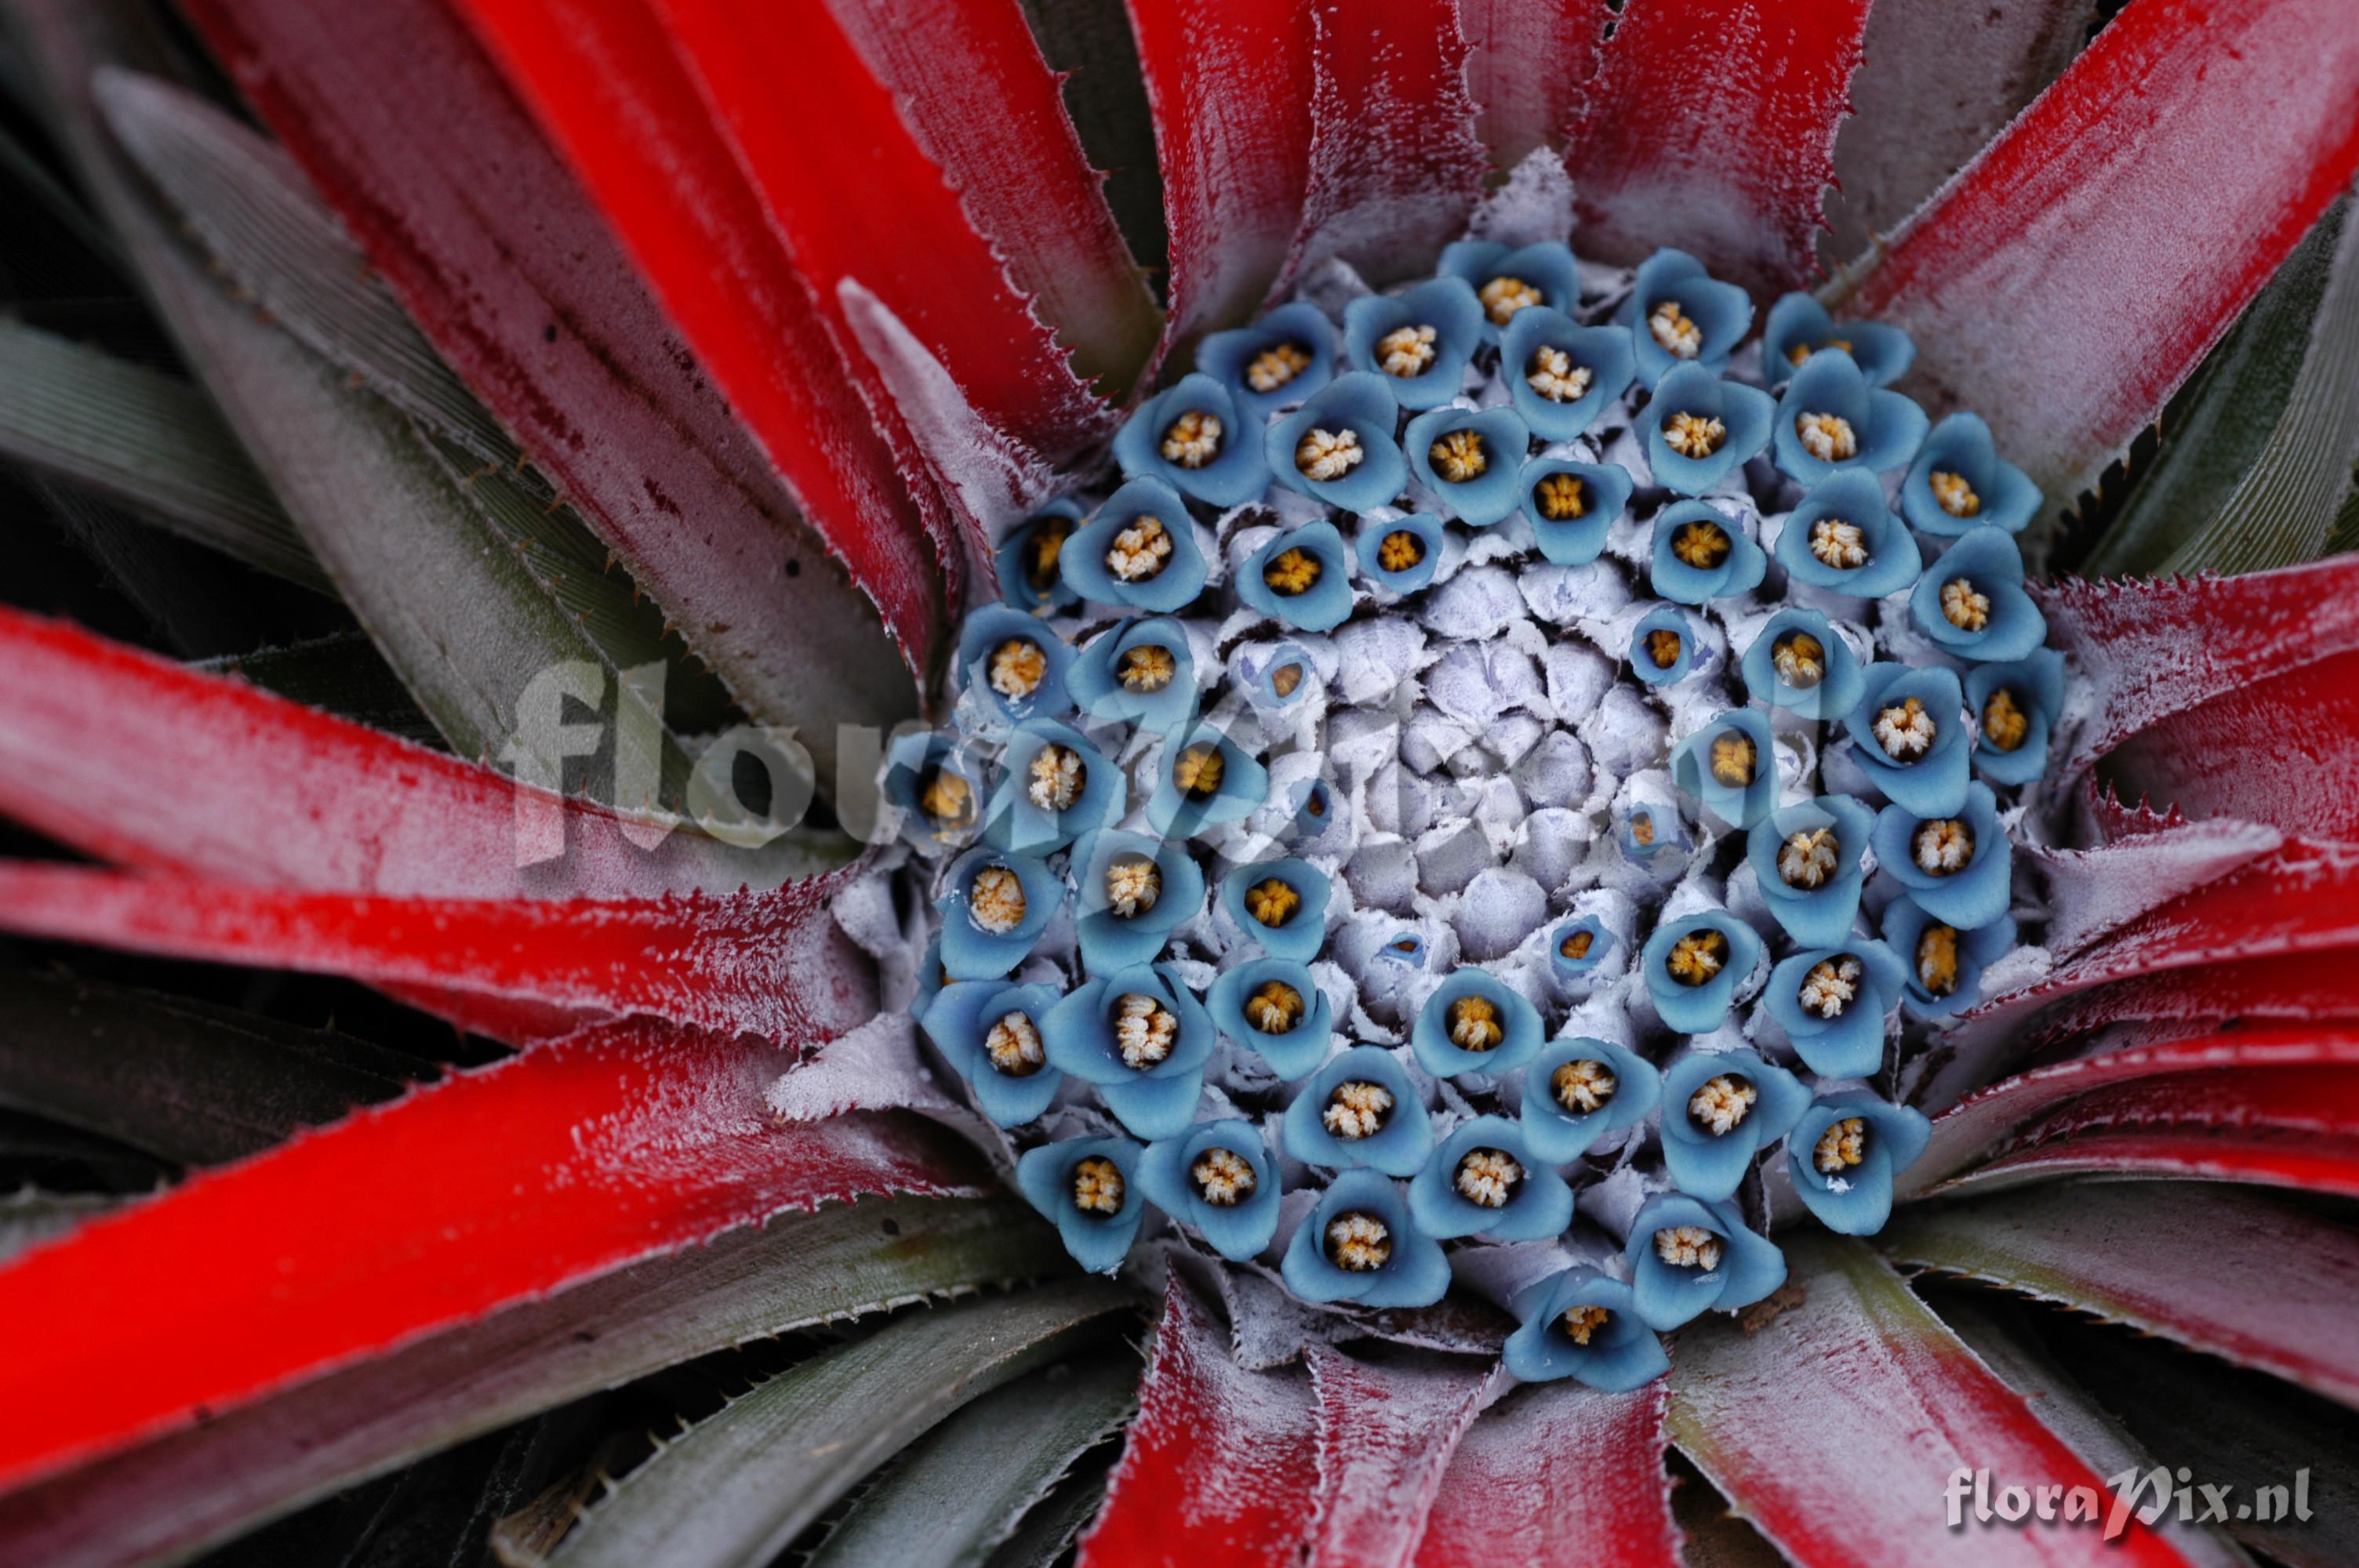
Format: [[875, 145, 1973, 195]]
[[1413, 1381, 1680, 1568]]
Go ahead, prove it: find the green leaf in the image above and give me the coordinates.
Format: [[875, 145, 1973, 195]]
[[199, 631, 445, 748], [0, 1194, 1073, 1566], [548, 1280, 1135, 1568], [981, 1451, 1115, 1568], [0, 316, 324, 589], [807, 1351, 1139, 1568]]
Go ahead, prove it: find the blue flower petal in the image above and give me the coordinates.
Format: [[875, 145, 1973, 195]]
[[1266, 372, 1411, 512], [1407, 1114, 1574, 1242], [1281, 1045, 1434, 1174], [1873, 781, 2014, 930], [1072, 829, 1207, 975], [1629, 607, 1700, 687], [1624, 249, 1754, 383], [1236, 519, 1355, 631], [1067, 617, 1200, 731], [1624, 1193, 1785, 1330], [1439, 238, 1580, 343], [1641, 913, 1765, 1035], [1207, 956, 1335, 1080], [1671, 709, 1777, 828], [1502, 310, 1637, 441], [1198, 302, 1337, 420], [1658, 1051, 1807, 1202], [1963, 648, 2066, 786], [1787, 1091, 1931, 1236], [1281, 1167, 1449, 1307], [1016, 1135, 1146, 1273], [936, 848, 1063, 979], [920, 979, 1064, 1127], [1910, 526, 2048, 663], [1842, 662, 1972, 818], [1739, 608, 1866, 720], [983, 720, 1120, 856], [1763, 941, 1908, 1079], [995, 500, 1084, 612], [1219, 856, 1331, 963], [1771, 350, 1925, 483], [957, 606, 1074, 727], [1772, 469, 1921, 598], [1761, 293, 1914, 389], [1903, 412, 2042, 536], [1041, 967, 1216, 1139], [1404, 405, 1531, 527], [1747, 794, 1877, 946], [1881, 897, 2018, 1020], [1644, 365, 1775, 495], [1356, 512, 1445, 593], [882, 730, 988, 852], [1112, 372, 1272, 509], [1137, 1120, 1283, 1260], [1503, 1271, 1668, 1389], [1521, 1037, 1658, 1163], [1519, 456, 1633, 566], [1145, 724, 1270, 839], [1343, 278, 1485, 410], [1650, 499, 1768, 602], [1410, 968, 1544, 1078], [1060, 477, 1210, 613]]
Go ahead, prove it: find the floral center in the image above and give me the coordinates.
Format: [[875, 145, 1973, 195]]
[[1929, 470, 1981, 517], [1105, 853, 1161, 917], [1940, 577, 1991, 631], [1787, 336, 1851, 366], [1027, 742, 1085, 810], [1376, 324, 1438, 377], [1526, 344, 1592, 402], [1673, 518, 1732, 568], [1071, 1155, 1125, 1214], [1247, 341, 1313, 393], [918, 766, 974, 829], [1114, 992, 1179, 1068], [1914, 818, 1975, 874], [1429, 429, 1488, 482], [1327, 1211, 1392, 1270], [1667, 930, 1728, 985], [1800, 955, 1863, 1019], [1814, 1116, 1869, 1174], [1478, 274, 1542, 325], [1448, 994, 1504, 1051], [1454, 1146, 1524, 1207], [1648, 299, 1702, 359], [1172, 742, 1225, 797], [1630, 811, 1657, 847], [1662, 410, 1727, 459], [1772, 630, 1825, 687], [1796, 412, 1858, 462], [1645, 629, 1683, 670], [1107, 516, 1175, 581], [1876, 695, 1937, 760], [969, 866, 1028, 934], [1983, 688, 2029, 751], [1263, 546, 1322, 596], [1191, 1145, 1257, 1206], [984, 1011, 1046, 1076], [1779, 827, 1841, 889], [1246, 878, 1300, 926], [1270, 662, 1305, 697], [1656, 1225, 1722, 1270], [1559, 928, 1594, 961], [1710, 730, 1757, 786], [1296, 426, 1364, 481], [988, 637, 1047, 699], [1917, 924, 1962, 996], [1535, 473, 1587, 520], [1377, 529, 1424, 570], [1025, 517, 1070, 587], [1553, 1057, 1618, 1113], [1245, 980, 1305, 1033], [1560, 1305, 1612, 1345], [1324, 1080, 1394, 1139], [1808, 517, 1868, 568], [1688, 1073, 1757, 1134], [1160, 409, 1223, 467], [1118, 643, 1176, 691]]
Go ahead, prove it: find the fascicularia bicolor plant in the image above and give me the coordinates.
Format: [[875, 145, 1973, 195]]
[[0, 0, 2357, 1564]]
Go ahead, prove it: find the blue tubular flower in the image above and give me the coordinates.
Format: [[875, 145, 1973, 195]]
[[1739, 608, 1865, 720], [1219, 856, 1329, 962], [1747, 795, 1877, 946], [1060, 477, 1209, 612], [1042, 964, 1216, 1140], [1619, 800, 1688, 864], [1072, 828, 1205, 974], [1772, 470, 1921, 598], [1198, 301, 1336, 419], [1771, 350, 1928, 484], [1280, 1167, 1450, 1308], [1520, 1036, 1659, 1162], [1671, 709, 1776, 828], [1244, 643, 1321, 713], [1137, 1119, 1283, 1261], [1502, 310, 1637, 441], [1965, 648, 2066, 786], [1519, 456, 1633, 566], [920, 979, 1064, 1127], [1236, 520, 1354, 631], [1282, 1044, 1434, 1174], [1404, 405, 1530, 527], [1910, 526, 2048, 663], [914, 933, 949, 1020], [994, 500, 1082, 612], [1644, 366, 1775, 495], [1408, 1114, 1573, 1242], [1267, 372, 1410, 512], [1788, 1091, 1932, 1236], [1650, 500, 1768, 602], [1761, 292, 1915, 390], [1629, 607, 1699, 687], [1903, 412, 2043, 536], [1067, 617, 1198, 731], [958, 605, 1073, 725], [1659, 1050, 1808, 1201], [1881, 897, 2018, 1019], [1146, 724, 1269, 838], [1874, 780, 2013, 930], [1764, 942, 1908, 1079], [1641, 913, 1765, 1033], [936, 848, 1062, 979], [1546, 916, 1619, 989], [1623, 248, 1754, 383], [1112, 372, 1272, 508], [1357, 511, 1445, 593], [1411, 968, 1544, 1079], [1503, 1269, 1668, 1390], [1015, 1136, 1146, 1274], [881, 729, 986, 851], [1343, 277, 1485, 410], [1439, 238, 1579, 343], [1842, 662, 1971, 818], [1207, 956, 1335, 1080], [983, 720, 1118, 855], [1624, 1193, 1787, 1330]]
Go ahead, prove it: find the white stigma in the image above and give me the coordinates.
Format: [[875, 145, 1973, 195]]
[[1027, 743, 1083, 811], [1799, 955, 1863, 1019], [1376, 325, 1438, 377], [1114, 992, 1178, 1068], [1296, 426, 1365, 481], [1808, 517, 1868, 568]]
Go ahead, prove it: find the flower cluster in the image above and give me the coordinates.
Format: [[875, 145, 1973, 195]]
[[885, 239, 2061, 1392]]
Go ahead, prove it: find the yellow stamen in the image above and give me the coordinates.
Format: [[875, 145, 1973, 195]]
[[1376, 324, 1438, 378], [1160, 409, 1223, 468], [1672, 518, 1732, 568], [1025, 517, 1070, 588], [1377, 529, 1424, 571], [1688, 1073, 1757, 1134], [1027, 743, 1084, 811], [1917, 924, 1961, 996], [1813, 1116, 1867, 1174], [1263, 546, 1321, 596], [1454, 1146, 1524, 1207], [1799, 955, 1863, 1018], [1245, 878, 1301, 927], [1808, 517, 1868, 568], [1561, 1304, 1612, 1345], [1118, 643, 1176, 692], [1772, 630, 1824, 688], [1656, 1225, 1722, 1269], [1478, 274, 1541, 325], [1875, 695, 1937, 760], [1526, 344, 1592, 402], [1104, 854, 1161, 917], [988, 637, 1046, 699], [1192, 1145, 1257, 1205], [1786, 336, 1852, 367], [983, 1011, 1045, 1076], [1270, 662, 1304, 698], [1448, 994, 1504, 1051], [1247, 341, 1313, 394], [1941, 578, 1991, 632], [1558, 928, 1594, 961], [1631, 812, 1657, 847], [1929, 470, 1980, 518], [969, 866, 1027, 934], [1796, 412, 1858, 463], [1172, 742, 1225, 797], [1553, 1057, 1617, 1113], [918, 768, 974, 829], [1071, 1155, 1125, 1214], [1107, 516, 1175, 582], [1914, 818, 1974, 874], [1296, 426, 1364, 481], [1324, 1080, 1394, 1139], [1667, 931, 1727, 986], [1535, 473, 1587, 521], [1645, 629, 1683, 670], [1983, 688, 2030, 751], [1779, 828, 1840, 889], [1327, 1211, 1391, 1270], [1648, 299, 1703, 359], [1710, 731, 1756, 787], [1114, 992, 1178, 1069], [1662, 411, 1726, 459], [1429, 429, 1488, 483], [1245, 980, 1305, 1033]]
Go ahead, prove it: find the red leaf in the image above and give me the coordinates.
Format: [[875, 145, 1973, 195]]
[[1278, 0, 1493, 292], [2102, 648, 2359, 839], [1562, 0, 1871, 297], [1303, 1345, 1495, 1567], [1415, 1382, 1681, 1568], [0, 1019, 987, 1493], [1077, 1277, 1318, 1568], [1945, 1124, 2359, 1200], [2025, 950, 2359, 1051], [0, 864, 867, 1047], [1669, 1234, 2189, 1568], [178, 0, 927, 719], [1454, 0, 1609, 171], [1833, 0, 2359, 506], [1123, 0, 1312, 348]]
